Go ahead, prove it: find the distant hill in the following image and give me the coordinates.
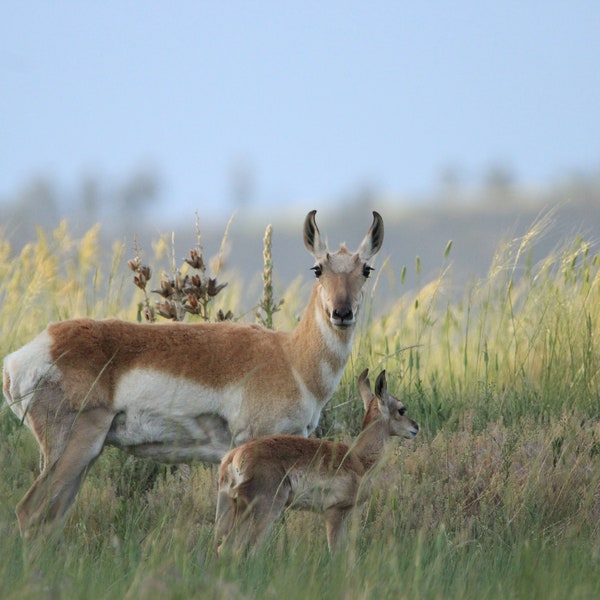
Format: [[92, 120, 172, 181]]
[[2, 182, 599, 315], [158, 199, 600, 307]]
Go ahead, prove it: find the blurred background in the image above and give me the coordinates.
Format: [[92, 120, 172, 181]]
[[2, 1, 600, 295]]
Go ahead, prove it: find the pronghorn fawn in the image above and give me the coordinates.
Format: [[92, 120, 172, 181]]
[[2, 210, 383, 537], [215, 369, 419, 555]]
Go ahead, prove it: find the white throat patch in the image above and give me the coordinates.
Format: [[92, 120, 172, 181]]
[[314, 303, 353, 363]]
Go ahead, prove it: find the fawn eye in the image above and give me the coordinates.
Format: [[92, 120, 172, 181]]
[[363, 265, 374, 278], [398, 407, 406, 416], [311, 265, 322, 278]]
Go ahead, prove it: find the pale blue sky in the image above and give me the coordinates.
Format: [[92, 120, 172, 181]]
[[2, 1, 599, 221]]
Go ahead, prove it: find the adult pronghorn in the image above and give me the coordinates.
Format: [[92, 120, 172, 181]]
[[3, 210, 383, 536], [214, 369, 419, 555]]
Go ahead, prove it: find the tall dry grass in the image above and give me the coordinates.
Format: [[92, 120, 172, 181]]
[[0, 217, 598, 599]]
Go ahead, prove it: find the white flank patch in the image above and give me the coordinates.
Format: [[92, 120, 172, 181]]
[[114, 368, 244, 421], [110, 369, 246, 452]]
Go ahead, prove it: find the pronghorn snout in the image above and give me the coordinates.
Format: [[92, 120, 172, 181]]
[[399, 413, 419, 440], [329, 288, 357, 328], [331, 305, 354, 327], [405, 420, 419, 439]]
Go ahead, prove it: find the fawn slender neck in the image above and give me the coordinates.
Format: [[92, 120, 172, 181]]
[[351, 404, 390, 471]]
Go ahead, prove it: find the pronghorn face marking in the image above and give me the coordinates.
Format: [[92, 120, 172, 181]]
[[304, 210, 384, 330], [372, 370, 420, 440]]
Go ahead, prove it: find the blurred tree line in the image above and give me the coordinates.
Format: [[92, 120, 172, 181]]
[[438, 164, 600, 208], [0, 168, 159, 248], [1, 162, 599, 257]]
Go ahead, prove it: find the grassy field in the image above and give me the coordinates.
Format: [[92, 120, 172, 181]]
[[0, 219, 598, 599]]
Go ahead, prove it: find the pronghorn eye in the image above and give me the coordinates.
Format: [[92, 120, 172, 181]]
[[363, 265, 374, 278], [311, 265, 322, 278]]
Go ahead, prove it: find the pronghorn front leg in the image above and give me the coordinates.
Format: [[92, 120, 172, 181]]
[[324, 506, 352, 552], [16, 407, 114, 537]]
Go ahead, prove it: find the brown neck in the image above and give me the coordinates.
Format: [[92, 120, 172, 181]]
[[288, 284, 355, 402], [351, 404, 389, 471]]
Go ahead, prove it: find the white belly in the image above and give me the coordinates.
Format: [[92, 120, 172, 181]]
[[108, 369, 242, 463], [106, 410, 234, 463]]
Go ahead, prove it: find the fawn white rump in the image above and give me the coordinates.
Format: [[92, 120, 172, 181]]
[[214, 369, 419, 555], [2, 210, 383, 537]]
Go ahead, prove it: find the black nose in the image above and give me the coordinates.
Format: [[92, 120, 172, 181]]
[[332, 308, 353, 322]]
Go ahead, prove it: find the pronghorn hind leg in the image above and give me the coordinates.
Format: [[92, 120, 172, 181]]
[[215, 495, 252, 557], [219, 486, 288, 556], [238, 488, 288, 554], [25, 382, 84, 476], [16, 407, 114, 537], [215, 489, 237, 555]]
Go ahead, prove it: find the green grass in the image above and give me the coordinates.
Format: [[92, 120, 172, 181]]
[[0, 219, 599, 599]]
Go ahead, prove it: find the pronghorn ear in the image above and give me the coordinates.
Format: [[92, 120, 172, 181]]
[[357, 211, 384, 262], [374, 370, 387, 401], [303, 210, 328, 260], [375, 371, 392, 417], [357, 368, 372, 410]]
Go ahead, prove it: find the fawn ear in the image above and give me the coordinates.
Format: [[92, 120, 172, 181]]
[[374, 370, 387, 399], [374, 370, 391, 417], [357, 368, 372, 410]]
